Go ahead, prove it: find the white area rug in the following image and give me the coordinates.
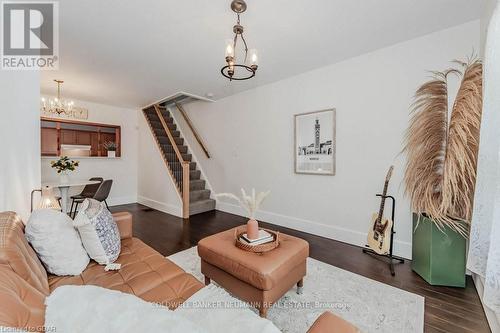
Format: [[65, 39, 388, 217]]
[[168, 247, 424, 333]]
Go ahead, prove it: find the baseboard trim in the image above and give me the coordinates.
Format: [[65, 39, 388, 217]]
[[216, 201, 412, 259], [107, 196, 137, 207], [137, 195, 182, 217]]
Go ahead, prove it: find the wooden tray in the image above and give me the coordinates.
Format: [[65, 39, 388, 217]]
[[234, 227, 280, 253]]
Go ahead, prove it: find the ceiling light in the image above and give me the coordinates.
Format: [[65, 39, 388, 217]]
[[41, 80, 75, 116], [221, 0, 258, 81]]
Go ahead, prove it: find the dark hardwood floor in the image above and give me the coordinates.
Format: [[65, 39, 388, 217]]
[[109, 203, 490, 333]]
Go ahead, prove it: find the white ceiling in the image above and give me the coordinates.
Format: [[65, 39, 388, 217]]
[[41, 0, 484, 108]]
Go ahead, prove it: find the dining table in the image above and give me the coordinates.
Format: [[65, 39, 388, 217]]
[[42, 179, 101, 214]]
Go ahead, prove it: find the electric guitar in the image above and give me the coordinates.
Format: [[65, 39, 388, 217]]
[[367, 166, 394, 255]]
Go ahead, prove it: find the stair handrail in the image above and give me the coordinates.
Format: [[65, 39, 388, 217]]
[[153, 104, 190, 218], [174, 102, 210, 158], [154, 104, 185, 164]]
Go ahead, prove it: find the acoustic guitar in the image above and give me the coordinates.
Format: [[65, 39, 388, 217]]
[[367, 166, 394, 255]]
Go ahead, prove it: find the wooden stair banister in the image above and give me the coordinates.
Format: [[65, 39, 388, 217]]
[[174, 102, 210, 158], [152, 104, 190, 218], [142, 103, 215, 217]]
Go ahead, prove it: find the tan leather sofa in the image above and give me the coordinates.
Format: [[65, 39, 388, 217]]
[[0, 211, 203, 331], [0, 210, 356, 332]]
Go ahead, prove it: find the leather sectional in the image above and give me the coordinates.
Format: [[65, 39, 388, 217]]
[[0, 210, 355, 332]]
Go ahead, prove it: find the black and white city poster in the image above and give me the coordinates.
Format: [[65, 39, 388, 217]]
[[294, 109, 336, 175]]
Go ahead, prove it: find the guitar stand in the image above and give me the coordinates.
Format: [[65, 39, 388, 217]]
[[362, 194, 405, 276]]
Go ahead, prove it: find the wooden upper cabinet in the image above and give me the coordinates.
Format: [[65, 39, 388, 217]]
[[41, 127, 58, 156], [76, 131, 91, 145], [60, 129, 77, 144], [40, 118, 121, 157], [90, 132, 99, 156]]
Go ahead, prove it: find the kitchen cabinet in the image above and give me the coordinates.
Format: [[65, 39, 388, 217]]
[[76, 131, 91, 145], [41, 127, 58, 156], [40, 118, 121, 157], [90, 132, 99, 156], [60, 129, 77, 144]]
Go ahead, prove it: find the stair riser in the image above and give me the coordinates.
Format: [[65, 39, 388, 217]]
[[153, 127, 180, 137], [189, 199, 216, 216], [190, 170, 201, 180], [166, 169, 200, 181], [159, 110, 170, 118], [145, 108, 173, 121], [151, 120, 175, 130], [164, 153, 192, 162], [157, 136, 184, 146], [190, 180, 206, 191], [161, 144, 188, 154], [168, 162, 197, 170], [190, 190, 211, 201], [149, 120, 176, 131]]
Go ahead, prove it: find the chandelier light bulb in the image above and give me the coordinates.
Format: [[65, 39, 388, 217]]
[[225, 39, 235, 59], [247, 49, 258, 69]]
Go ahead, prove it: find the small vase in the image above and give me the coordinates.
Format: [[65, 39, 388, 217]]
[[247, 219, 259, 240], [107, 151, 116, 158], [60, 172, 69, 184]]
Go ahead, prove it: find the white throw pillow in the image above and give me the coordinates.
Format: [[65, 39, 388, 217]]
[[73, 199, 121, 265], [26, 209, 89, 276]]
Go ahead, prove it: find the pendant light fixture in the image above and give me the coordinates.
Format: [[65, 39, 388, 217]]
[[41, 79, 74, 116], [221, 0, 258, 81]]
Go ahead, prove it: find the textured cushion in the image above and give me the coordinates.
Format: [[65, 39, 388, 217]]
[[25, 209, 89, 276], [48, 238, 203, 309], [74, 199, 121, 265], [198, 228, 309, 290], [0, 212, 49, 295]]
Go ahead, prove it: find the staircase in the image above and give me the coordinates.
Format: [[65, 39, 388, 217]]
[[142, 104, 215, 217]]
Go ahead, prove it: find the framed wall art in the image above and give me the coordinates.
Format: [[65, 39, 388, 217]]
[[294, 108, 336, 175]]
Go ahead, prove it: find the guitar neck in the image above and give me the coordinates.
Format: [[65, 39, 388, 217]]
[[377, 181, 390, 221]]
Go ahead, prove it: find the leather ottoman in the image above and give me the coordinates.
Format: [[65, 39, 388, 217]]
[[198, 227, 309, 317]]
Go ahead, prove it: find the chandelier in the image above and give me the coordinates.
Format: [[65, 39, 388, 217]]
[[221, 0, 258, 81], [41, 80, 74, 116]]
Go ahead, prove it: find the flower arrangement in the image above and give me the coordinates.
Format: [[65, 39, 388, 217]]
[[216, 188, 270, 220], [103, 141, 118, 151], [50, 156, 79, 174]]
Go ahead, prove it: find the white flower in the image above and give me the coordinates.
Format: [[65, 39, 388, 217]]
[[216, 188, 270, 219]]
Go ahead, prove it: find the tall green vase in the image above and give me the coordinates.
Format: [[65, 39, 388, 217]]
[[411, 214, 467, 287]]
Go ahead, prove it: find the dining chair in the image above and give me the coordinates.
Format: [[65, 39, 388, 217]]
[[72, 179, 113, 218], [69, 177, 103, 217], [93, 179, 113, 209]]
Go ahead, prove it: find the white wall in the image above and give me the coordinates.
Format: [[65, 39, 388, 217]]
[[137, 111, 182, 216], [0, 71, 41, 221], [481, 0, 498, 55], [41, 98, 139, 207], [172, 21, 480, 259]]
